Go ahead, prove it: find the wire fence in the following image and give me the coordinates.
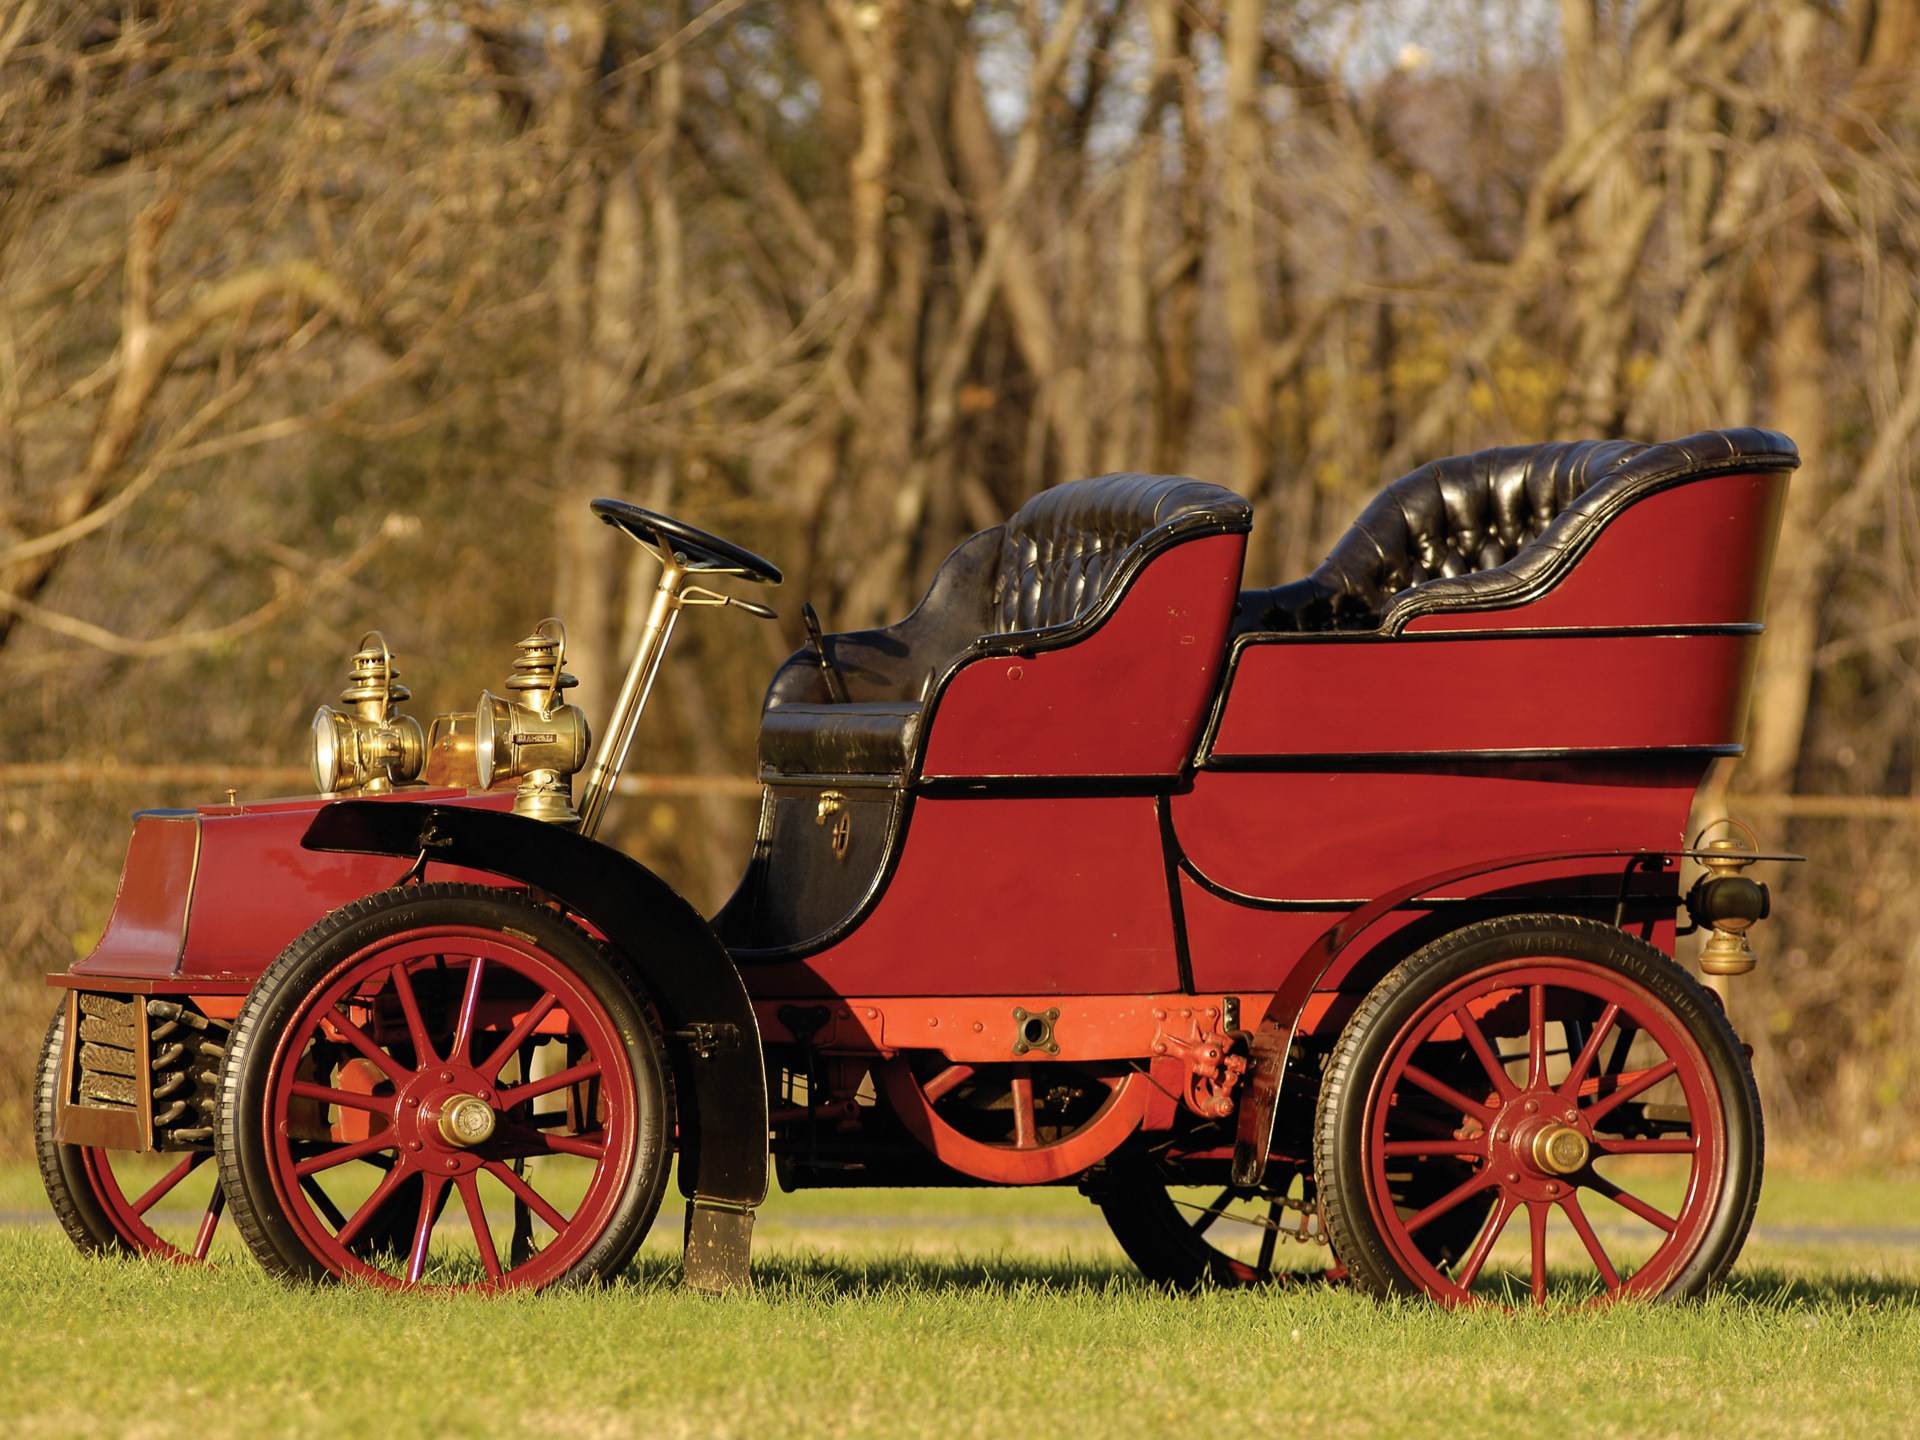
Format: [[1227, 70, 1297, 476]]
[[0, 763, 763, 798], [1, 762, 1913, 817]]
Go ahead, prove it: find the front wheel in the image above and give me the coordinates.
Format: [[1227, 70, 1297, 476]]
[[1314, 914, 1761, 1306], [217, 883, 674, 1290]]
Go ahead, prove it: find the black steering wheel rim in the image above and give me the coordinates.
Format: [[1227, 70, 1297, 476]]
[[590, 498, 782, 585]]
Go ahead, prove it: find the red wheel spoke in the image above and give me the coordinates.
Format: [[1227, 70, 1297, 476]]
[[484, 1160, 570, 1233], [291, 1079, 399, 1118], [1527, 1200, 1549, 1304], [1582, 1059, 1679, 1125], [294, 1132, 399, 1177], [1558, 1001, 1619, 1101], [1587, 1173, 1678, 1234], [1526, 985, 1548, 1089], [1383, 1139, 1487, 1158], [1453, 1192, 1518, 1290], [451, 957, 488, 1065], [1257, 1203, 1280, 1277], [1404, 1167, 1496, 1236], [1401, 1063, 1496, 1121], [335, 1166, 408, 1247], [921, 1063, 975, 1102], [325, 1009, 411, 1085], [1596, 1136, 1698, 1155], [406, 1175, 447, 1285], [1455, 1005, 1518, 1099], [191, 1186, 226, 1261], [391, 962, 439, 1068], [477, 992, 560, 1084], [1557, 1190, 1620, 1292], [131, 1152, 205, 1216], [497, 1059, 602, 1110], [1009, 1067, 1037, 1150], [457, 1175, 502, 1282], [543, 1132, 607, 1159]]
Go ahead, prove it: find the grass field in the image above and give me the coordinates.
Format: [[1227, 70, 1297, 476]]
[[4, 1164, 1919, 1439]]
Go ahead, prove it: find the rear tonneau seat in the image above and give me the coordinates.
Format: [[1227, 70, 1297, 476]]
[[1235, 427, 1799, 635]]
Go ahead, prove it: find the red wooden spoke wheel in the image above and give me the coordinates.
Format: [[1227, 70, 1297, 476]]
[[217, 884, 673, 1291], [34, 1007, 227, 1262], [1315, 914, 1761, 1306]]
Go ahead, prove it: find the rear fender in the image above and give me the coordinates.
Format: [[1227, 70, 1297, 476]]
[[303, 800, 767, 1293], [1229, 846, 1678, 1188]]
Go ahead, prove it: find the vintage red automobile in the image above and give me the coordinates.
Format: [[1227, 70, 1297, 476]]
[[37, 426, 1797, 1304]]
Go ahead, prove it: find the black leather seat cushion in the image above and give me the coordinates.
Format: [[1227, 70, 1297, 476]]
[[993, 474, 1252, 633], [759, 472, 1251, 777], [1238, 427, 1798, 633], [758, 702, 923, 778]]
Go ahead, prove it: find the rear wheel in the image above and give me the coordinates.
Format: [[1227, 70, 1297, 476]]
[[1315, 914, 1762, 1306], [217, 883, 674, 1291]]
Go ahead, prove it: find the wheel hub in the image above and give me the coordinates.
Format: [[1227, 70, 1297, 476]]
[[1528, 1122, 1589, 1176], [435, 1094, 497, 1148], [1484, 1092, 1596, 1199]]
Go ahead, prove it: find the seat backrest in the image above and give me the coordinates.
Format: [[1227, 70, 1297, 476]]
[[993, 473, 1252, 633], [1239, 427, 1799, 633]]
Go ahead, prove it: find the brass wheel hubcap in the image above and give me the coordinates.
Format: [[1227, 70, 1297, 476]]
[[1530, 1122, 1589, 1176], [436, 1095, 497, 1148]]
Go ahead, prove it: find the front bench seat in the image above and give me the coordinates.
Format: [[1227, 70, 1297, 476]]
[[759, 473, 1252, 778], [1235, 426, 1799, 633]]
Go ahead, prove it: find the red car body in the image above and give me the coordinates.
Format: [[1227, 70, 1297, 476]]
[[41, 427, 1797, 1302]]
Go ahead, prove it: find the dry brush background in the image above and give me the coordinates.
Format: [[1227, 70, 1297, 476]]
[[2, 0, 1918, 1164]]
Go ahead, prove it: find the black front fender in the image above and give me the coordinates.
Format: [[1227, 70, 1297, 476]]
[[302, 800, 766, 1291]]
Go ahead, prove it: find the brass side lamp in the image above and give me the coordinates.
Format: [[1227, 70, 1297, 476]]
[[474, 618, 592, 825], [310, 632, 425, 795]]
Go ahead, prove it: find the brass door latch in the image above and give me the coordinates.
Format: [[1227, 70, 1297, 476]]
[[816, 791, 851, 859]]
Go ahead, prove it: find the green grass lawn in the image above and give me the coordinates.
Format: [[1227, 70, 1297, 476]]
[[4, 1163, 1918, 1439]]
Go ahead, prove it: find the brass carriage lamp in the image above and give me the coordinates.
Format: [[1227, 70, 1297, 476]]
[[310, 631, 426, 794], [474, 618, 592, 825], [1688, 821, 1770, 977]]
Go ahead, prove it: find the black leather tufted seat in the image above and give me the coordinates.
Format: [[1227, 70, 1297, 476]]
[[760, 473, 1252, 777], [1236, 427, 1798, 633]]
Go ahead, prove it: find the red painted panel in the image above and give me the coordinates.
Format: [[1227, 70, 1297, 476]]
[[178, 790, 514, 978], [70, 789, 515, 984], [1210, 632, 1757, 757], [1181, 866, 1683, 1000], [920, 533, 1245, 778], [1178, 880, 1331, 996], [744, 795, 1180, 998], [67, 814, 200, 981], [1404, 471, 1788, 631], [1172, 767, 1700, 903]]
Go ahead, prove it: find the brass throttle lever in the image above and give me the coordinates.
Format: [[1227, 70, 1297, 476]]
[[802, 601, 850, 704], [682, 584, 778, 620]]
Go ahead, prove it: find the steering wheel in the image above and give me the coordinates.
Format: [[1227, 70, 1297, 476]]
[[591, 498, 783, 585]]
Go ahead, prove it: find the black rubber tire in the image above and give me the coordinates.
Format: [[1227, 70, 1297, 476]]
[[1313, 913, 1762, 1303], [1092, 1142, 1485, 1289], [1093, 1149, 1327, 1289], [216, 882, 674, 1290], [34, 1006, 147, 1256]]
